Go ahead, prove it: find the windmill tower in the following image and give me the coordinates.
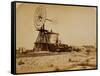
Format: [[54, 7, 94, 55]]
[[33, 6, 59, 51]]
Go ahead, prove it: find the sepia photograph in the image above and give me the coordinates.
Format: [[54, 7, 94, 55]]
[[15, 2, 97, 74]]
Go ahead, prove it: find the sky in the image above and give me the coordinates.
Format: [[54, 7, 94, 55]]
[[16, 3, 96, 49]]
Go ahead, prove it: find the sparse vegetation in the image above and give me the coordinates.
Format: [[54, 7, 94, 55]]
[[18, 59, 25, 65], [54, 67, 61, 71], [16, 47, 96, 73], [49, 64, 54, 67]]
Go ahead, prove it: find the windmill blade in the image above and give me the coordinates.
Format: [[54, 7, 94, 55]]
[[46, 18, 54, 22], [46, 18, 58, 24], [33, 6, 46, 30]]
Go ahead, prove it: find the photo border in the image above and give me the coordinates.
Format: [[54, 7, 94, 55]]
[[11, 1, 98, 75]]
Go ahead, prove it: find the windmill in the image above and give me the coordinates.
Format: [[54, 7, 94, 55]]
[[33, 6, 59, 52]]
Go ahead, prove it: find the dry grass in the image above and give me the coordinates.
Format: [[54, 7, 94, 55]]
[[16, 48, 96, 73]]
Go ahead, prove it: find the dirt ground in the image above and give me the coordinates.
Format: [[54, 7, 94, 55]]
[[16, 48, 96, 73]]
